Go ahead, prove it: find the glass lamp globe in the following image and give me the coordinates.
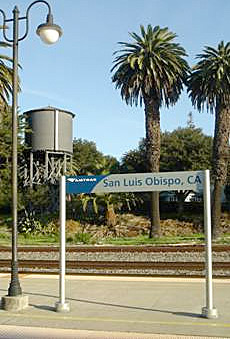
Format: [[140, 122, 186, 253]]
[[36, 14, 62, 45]]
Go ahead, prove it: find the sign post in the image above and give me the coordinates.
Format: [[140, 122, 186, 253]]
[[55, 175, 70, 312], [202, 170, 218, 318], [58, 170, 218, 318]]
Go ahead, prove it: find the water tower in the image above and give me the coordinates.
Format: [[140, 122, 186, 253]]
[[21, 106, 75, 186]]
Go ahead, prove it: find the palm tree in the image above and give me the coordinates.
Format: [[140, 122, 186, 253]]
[[0, 41, 13, 109], [187, 41, 230, 239], [111, 25, 189, 237]]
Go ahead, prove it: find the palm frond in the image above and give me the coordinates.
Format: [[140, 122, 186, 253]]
[[188, 41, 230, 112], [111, 24, 189, 108], [0, 41, 13, 106]]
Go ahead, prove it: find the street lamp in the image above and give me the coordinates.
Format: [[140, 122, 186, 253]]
[[0, 1, 62, 309]]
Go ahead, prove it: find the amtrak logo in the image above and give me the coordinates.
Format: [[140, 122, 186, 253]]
[[67, 178, 97, 183], [66, 175, 106, 194]]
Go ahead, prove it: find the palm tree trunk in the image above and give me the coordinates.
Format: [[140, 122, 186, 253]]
[[212, 107, 230, 239], [177, 191, 185, 217], [149, 191, 160, 237], [144, 97, 161, 238], [212, 180, 222, 239]]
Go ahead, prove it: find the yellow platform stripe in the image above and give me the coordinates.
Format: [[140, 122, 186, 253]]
[[1, 312, 230, 329]]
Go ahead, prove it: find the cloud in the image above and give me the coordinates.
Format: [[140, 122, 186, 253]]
[[23, 88, 67, 105]]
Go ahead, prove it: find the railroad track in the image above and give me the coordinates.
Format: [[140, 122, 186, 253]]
[[0, 245, 229, 277], [0, 244, 229, 252], [0, 259, 230, 271]]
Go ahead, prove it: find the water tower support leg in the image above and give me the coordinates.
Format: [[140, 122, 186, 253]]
[[29, 152, 33, 188]]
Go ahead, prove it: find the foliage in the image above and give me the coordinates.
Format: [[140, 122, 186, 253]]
[[18, 210, 58, 236], [187, 41, 230, 112], [120, 138, 147, 173], [18, 214, 43, 235], [18, 185, 59, 235], [0, 43, 14, 208], [103, 234, 204, 246], [187, 41, 230, 238], [0, 232, 10, 242], [0, 106, 11, 209], [121, 126, 212, 173], [67, 232, 93, 244], [217, 233, 230, 244], [65, 219, 82, 233], [121, 126, 212, 215], [72, 138, 104, 175], [111, 24, 189, 237], [17, 233, 59, 245], [0, 107, 26, 210], [160, 126, 212, 171], [0, 41, 13, 107], [19, 185, 51, 215], [70, 138, 123, 229], [0, 230, 229, 246], [72, 138, 119, 175], [111, 25, 189, 107], [75, 192, 141, 228]]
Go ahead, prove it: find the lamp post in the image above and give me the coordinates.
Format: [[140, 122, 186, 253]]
[[0, 1, 62, 307]]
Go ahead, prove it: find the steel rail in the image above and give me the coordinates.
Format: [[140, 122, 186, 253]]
[[0, 245, 229, 252], [0, 259, 230, 277]]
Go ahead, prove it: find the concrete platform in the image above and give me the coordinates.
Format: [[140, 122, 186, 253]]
[[0, 274, 229, 338]]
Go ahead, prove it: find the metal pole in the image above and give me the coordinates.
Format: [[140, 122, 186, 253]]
[[1, 0, 62, 311], [202, 169, 218, 318], [60, 175, 65, 304], [8, 5, 22, 297], [55, 176, 70, 312]]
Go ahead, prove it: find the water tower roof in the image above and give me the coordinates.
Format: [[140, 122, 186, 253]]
[[23, 106, 75, 118]]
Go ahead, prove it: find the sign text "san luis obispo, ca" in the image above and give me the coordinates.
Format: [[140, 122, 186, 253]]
[[66, 171, 203, 194]]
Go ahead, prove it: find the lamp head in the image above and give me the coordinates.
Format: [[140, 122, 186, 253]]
[[36, 13, 62, 45]]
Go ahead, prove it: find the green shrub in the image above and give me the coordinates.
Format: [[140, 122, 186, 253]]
[[74, 232, 92, 244], [18, 216, 43, 235], [18, 212, 58, 236]]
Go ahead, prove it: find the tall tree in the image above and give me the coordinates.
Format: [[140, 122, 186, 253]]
[[0, 41, 13, 210], [120, 138, 147, 174], [187, 41, 230, 239], [160, 126, 212, 215], [0, 41, 13, 109], [111, 25, 189, 237], [72, 138, 119, 175], [121, 127, 212, 174], [72, 138, 105, 175], [160, 126, 212, 172], [121, 126, 212, 215], [0, 106, 11, 209]]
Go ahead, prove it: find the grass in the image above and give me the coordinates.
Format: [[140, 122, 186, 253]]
[[215, 233, 230, 245], [18, 233, 59, 246], [0, 230, 207, 246], [1, 231, 229, 246], [0, 232, 229, 246], [0, 231, 59, 246], [102, 234, 205, 246], [0, 213, 230, 246], [0, 232, 11, 244]]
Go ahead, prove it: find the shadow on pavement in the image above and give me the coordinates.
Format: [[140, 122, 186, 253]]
[[2, 289, 203, 319], [30, 304, 56, 312]]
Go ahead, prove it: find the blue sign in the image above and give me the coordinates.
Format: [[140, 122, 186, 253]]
[[66, 171, 204, 194], [66, 175, 107, 194]]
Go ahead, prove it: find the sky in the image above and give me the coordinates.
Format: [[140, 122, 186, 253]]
[[1, 0, 230, 160]]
